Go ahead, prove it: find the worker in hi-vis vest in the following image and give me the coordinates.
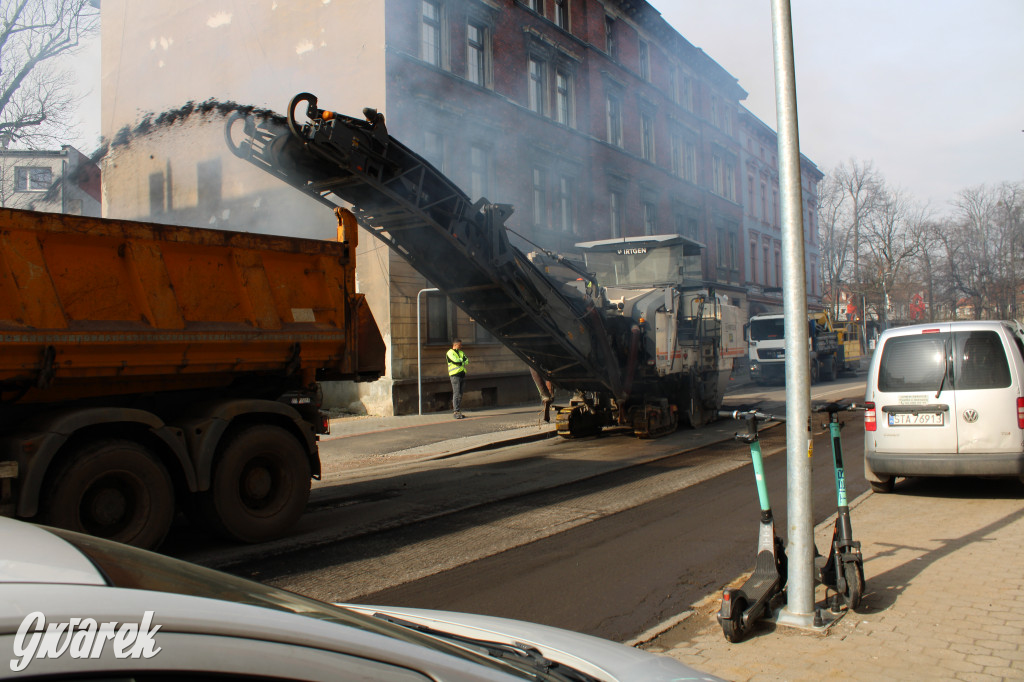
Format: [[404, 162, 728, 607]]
[[447, 338, 468, 419]]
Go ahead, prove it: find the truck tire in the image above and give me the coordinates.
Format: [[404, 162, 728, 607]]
[[42, 439, 175, 550], [822, 355, 837, 382], [202, 425, 311, 543]]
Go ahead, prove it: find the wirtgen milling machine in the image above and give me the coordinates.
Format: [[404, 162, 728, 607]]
[[227, 93, 743, 438]]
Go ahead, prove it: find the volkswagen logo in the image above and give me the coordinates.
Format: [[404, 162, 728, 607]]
[[962, 409, 979, 423]]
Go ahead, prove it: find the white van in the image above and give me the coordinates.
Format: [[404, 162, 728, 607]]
[[863, 320, 1024, 492]]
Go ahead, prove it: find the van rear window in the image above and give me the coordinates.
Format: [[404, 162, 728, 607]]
[[877, 334, 947, 392], [953, 330, 1011, 390], [877, 330, 1013, 393]]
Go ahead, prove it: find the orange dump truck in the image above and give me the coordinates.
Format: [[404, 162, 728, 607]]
[[0, 207, 384, 548]]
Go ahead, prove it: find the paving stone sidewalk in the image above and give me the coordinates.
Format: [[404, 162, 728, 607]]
[[643, 482, 1024, 681]]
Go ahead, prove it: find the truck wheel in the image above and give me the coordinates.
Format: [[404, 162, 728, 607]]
[[823, 356, 837, 382], [202, 425, 311, 543], [42, 439, 175, 550]]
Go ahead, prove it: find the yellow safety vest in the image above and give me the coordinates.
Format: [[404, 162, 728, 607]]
[[447, 348, 468, 376]]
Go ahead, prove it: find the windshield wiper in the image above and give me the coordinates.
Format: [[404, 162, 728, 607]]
[[935, 338, 948, 398], [373, 613, 600, 682]]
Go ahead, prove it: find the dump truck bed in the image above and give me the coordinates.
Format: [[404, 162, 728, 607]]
[[0, 207, 384, 404]]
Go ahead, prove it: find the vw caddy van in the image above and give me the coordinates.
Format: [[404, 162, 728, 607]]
[[864, 320, 1024, 492]]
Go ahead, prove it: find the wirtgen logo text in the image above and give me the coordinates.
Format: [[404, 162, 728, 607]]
[[10, 611, 161, 672]]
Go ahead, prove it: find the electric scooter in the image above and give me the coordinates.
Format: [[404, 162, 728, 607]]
[[717, 409, 788, 643], [813, 401, 866, 611]]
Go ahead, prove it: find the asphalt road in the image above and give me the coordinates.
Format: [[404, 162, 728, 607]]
[[352, 418, 868, 642], [208, 377, 870, 642]]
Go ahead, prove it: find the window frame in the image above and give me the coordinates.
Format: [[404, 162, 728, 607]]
[[528, 56, 546, 115], [14, 166, 52, 192], [466, 19, 490, 87], [605, 91, 623, 147], [420, 0, 444, 67]]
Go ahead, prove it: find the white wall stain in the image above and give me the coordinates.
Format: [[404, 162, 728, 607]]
[[206, 12, 232, 28], [295, 40, 314, 55]]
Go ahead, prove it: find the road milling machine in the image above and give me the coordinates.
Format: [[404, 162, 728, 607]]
[[226, 93, 744, 438]]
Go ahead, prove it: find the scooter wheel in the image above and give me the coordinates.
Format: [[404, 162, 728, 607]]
[[843, 562, 864, 611], [721, 598, 747, 643]]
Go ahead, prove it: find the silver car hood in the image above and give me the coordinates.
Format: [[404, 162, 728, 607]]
[[342, 604, 721, 682]]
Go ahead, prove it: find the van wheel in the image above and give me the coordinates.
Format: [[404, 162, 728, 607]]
[[201, 425, 311, 543], [42, 439, 175, 550], [869, 477, 895, 493]]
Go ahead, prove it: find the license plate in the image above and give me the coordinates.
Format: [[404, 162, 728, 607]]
[[888, 412, 944, 426]]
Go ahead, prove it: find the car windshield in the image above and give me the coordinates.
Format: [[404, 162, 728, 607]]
[[53, 528, 541, 681]]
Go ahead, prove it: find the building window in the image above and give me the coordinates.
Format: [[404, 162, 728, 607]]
[[466, 20, 488, 86], [605, 92, 622, 147], [605, 16, 616, 58], [710, 95, 719, 128], [470, 144, 488, 200], [532, 167, 547, 228], [426, 292, 455, 344], [554, 0, 568, 29], [750, 239, 758, 283], [640, 112, 654, 162], [642, 200, 656, 236], [15, 167, 51, 191], [724, 162, 736, 202], [555, 69, 572, 125], [683, 139, 697, 183], [528, 57, 545, 114], [680, 75, 694, 112], [609, 190, 623, 238], [638, 40, 650, 81], [558, 175, 576, 233], [774, 246, 781, 287], [712, 154, 723, 196], [420, 1, 442, 67], [763, 244, 770, 286], [525, 0, 541, 13], [670, 133, 683, 177], [424, 130, 445, 173], [772, 189, 779, 227], [760, 180, 768, 221]]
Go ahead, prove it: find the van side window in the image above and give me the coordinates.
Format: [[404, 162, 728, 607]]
[[877, 334, 947, 392], [953, 331, 1011, 390]]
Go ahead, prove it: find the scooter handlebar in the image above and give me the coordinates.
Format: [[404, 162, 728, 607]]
[[812, 402, 867, 414], [718, 409, 785, 423]]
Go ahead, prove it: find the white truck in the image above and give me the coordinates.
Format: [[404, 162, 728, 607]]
[[746, 311, 841, 384]]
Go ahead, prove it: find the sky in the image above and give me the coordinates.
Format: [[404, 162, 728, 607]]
[[65, 2, 1023, 216], [661, 1, 1024, 214]]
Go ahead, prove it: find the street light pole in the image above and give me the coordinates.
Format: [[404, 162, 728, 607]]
[[417, 287, 439, 416], [770, 0, 816, 629]]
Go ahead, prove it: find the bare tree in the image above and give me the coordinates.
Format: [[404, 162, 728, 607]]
[[860, 186, 921, 324], [832, 159, 883, 315], [0, 0, 98, 148], [816, 173, 849, 317]]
